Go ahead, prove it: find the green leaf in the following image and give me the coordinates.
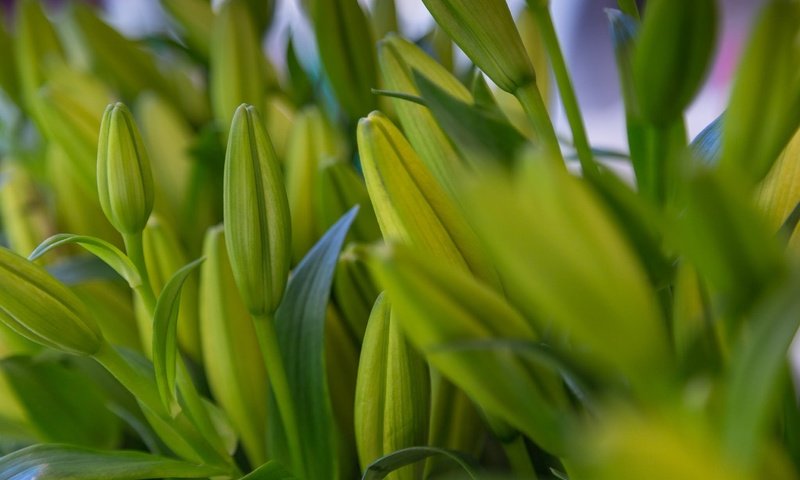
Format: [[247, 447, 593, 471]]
[[721, 0, 800, 184], [152, 257, 204, 415], [633, 0, 717, 125], [240, 460, 297, 480], [271, 207, 358, 480], [723, 269, 800, 469], [0, 357, 121, 448], [413, 70, 526, 168], [362, 446, 480, 480], [29, 234, 142, 288], [0, 444, 227, 479], [617, 0, 640, 20]]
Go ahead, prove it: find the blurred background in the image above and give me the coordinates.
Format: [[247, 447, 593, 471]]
[[9, 0, 759, 152]]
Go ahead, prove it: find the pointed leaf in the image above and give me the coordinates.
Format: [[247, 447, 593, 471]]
[[271, 207, 358, 480], [152, 257, 205, 415], [362, 446, 479, 480], [0, 444, 227, 479], [29, 234, 142, 288]]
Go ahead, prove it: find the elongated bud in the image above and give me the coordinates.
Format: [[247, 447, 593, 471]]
[[421, 0, 534, 93], [223, 104, 291, 316], [378, 34, 471, 195], [97, 102, 155, 235], [357, 111, 499, 288], [0, 247, 103, 356], [199, 225, 269, 466], [210, 0, 266, 129], [355, 293, 429, 479]]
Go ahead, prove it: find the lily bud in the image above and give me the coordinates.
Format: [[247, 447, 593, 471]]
[[421, 0, 534, 93], [223, 104, 291, 316], [97, 102, 155, 235], [355, 293, 430, 479], [0, 247, 103, 356]]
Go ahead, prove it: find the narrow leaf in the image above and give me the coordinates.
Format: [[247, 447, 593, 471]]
[[690, 113, 724, 165], [153, 257, 205, 415], [240, 460, 296, 480], [0, 444, 226, 479], [362, 446, 479, 480], [271, 207, 359, 480], [29, 234, 142, 288]]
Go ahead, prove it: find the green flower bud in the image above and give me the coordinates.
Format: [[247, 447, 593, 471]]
[[97, 102, 155, 235], [223, 104, 291, 316], [421, 0, 534, 93], [0, 247, 103, 356], [199, 225, 269, 466], [355, 293, 429, 479]]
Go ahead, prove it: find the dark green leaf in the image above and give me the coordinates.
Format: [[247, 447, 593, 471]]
[[362, 446, 479, 480], [152, 257, 205, 415], [0, 444, 226, 479], [414, 70, 526, 167], [0, 357, 121, 448], [271, 207, 358, 480], [240, 460, 296, 480], [29, 234, 142, 288]]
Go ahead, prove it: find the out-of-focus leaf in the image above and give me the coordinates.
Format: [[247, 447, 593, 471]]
[[0, 21, 20, 105], [0, 444, 228, 479], [362, 446, 479, 480], [690, 113, 724, 166], [317, 161, 381, 244], [310, 0, 378, 119], [29, 234, 142, 288], [721, 0, 800, 185], [633, 0, 716, 125], [371, 0, 399, 40], [678, 171, 785, 322], [723, 268, 800, 470], [414, 70, 526, 168], [160, 0, 214, 59], [286, 37, 313, 107], [0, 357, 121, 448], [617, 0, 640, 20], [239, 460, 296, 480], [757, 128, 800, 248], [271, 207, 358, 480], [152, 257, 204, 415]]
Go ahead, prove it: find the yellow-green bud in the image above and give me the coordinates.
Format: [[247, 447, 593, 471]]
[[223, 104, 291, 316], [421, 0, 534, 93], [0, 247, 103, 356], [97, 102, 155, 235]]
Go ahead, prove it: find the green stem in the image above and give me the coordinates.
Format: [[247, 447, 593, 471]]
[[503, 435, 538, 479], [253, 313, 304, 476], [123, 232, 157, 316], [529, 3, 598, 179], [515, 82, 564, 165]]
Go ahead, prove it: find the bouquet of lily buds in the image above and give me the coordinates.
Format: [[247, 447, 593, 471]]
[[1, 0, 800, 478]]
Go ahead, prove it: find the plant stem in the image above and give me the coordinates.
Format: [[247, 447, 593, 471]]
[[253, 312, 304, 476], [515, 81, 564, 166], [503, 435, 538, 479], [123, 232, 157, 315], [529, 2, 598, 180]]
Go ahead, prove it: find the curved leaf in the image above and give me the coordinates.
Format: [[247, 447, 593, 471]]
[[240, 460, 296, 480], [29, 234, 141, 288], [0, 444, 226, 479], [362, 446, 479, 480], [153, 257, 205, 415], [270, 207, 358, 480]]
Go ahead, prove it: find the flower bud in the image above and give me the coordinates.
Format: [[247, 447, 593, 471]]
[[0, 247, 103, 356], [223, 104, 291, 316], [97, 102, 155, 235], [355, 293, 429, 479], [421, 0, 534, 93]]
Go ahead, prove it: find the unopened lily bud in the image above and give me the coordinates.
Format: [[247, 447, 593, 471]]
[[223, 104, 291, 316], [97, 102, 155, 235], [421, 0, 534, 93], [357, 111, 499, 288], [0, 247, 103, 356], [355, 293, 429, 479]]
